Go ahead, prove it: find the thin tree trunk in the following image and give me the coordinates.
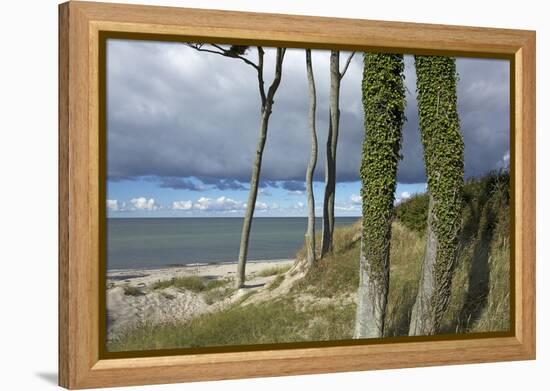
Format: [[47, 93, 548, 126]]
[[305, 49, 318, 267], [236, 48, 286, 288], [321, 50, 341, 257]]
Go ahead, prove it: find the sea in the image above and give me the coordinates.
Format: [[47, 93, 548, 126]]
[[107, 217, 359, 270]]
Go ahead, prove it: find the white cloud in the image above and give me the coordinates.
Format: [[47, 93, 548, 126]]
[[130, 197, 159, 211], [350, 194, 362, 204], [193, 196, 245, 212], [107, 199, 119, 211], [172, 200, 192, 210], [255, 201, 268, 210], [395, 191, 413, 205]]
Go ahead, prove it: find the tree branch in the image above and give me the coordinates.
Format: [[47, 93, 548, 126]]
[[340, 51, 356, 80], [257, 47, 267, 107], [265, 48, 286, 108], [185, 43, 259, 71]]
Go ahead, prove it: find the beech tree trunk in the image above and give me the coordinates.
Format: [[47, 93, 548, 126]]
[[321, 51, 341, 257], [354, 240, 390, 338], [305, 49, 318, 267], [408, 55, 464, 335], [236, 48, 286, 288], [409, 195, 439, 335], [353, 53, 405, 338]]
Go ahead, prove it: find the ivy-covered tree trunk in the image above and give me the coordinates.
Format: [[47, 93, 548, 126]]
[[354, 53, 405, 339], [409, 55, 464, 336], [305, 49, 318, 267], [321, 50, 341, 257]]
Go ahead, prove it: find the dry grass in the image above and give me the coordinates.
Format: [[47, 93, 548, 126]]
[[152, 276, 230, 293], [256, 264, 292, 277]]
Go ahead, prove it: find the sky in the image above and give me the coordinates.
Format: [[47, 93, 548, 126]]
[[106, 40, 510, 218]]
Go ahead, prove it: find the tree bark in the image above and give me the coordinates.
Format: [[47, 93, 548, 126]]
[[305, 49, 318, 267], [353, 53, 405, 338], [236, 48, 286, 288], [354, 239, 390, 338], [408, 195, 439, 335], [408, 55, 464, 335], [321, 50, 341, 257]]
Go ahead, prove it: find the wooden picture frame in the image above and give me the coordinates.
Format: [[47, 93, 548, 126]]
[[58, 1, 536, 389]]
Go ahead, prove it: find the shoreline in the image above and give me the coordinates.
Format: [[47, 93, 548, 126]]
[[107, 258, 295, 283], [107, 258, 294, 274]]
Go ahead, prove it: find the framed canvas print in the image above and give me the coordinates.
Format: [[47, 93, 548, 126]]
[[58, 1, 536, 389]]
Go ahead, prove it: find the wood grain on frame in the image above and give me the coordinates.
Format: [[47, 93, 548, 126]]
[[58, 1, 536, 389]]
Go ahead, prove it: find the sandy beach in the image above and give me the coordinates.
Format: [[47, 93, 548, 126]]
[[107, 259, 296, 339]]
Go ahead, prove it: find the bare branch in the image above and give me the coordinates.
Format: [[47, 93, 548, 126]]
[[340, 51, 356, 80], [185, 43, 259, 71], [265, 48, 286, 107], [257, 47, 267, 106]]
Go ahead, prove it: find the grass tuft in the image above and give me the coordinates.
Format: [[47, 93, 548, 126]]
[[267, 274, 285, 291], [152, 276, 230, 293], [256, 264, 292, 277], [123, 285, 145, 297]]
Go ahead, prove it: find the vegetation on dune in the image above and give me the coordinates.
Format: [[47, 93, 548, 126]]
[[108, 297, 356, 351], [108, 172, 510, 351], [267, 274, 285, 291], [256, 264, 292, 277], [151, 276, 230, 293], [441, 171, 510, 333], [123, 285, 145, 297]]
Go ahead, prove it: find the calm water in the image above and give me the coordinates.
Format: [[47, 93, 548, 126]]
[[107, 217, 358, 270]]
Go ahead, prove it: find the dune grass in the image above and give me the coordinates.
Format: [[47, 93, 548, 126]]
[[123, 285, 145, 297], [108, 172, 510, 351], [151, 276, 230, 293], [203, 285, 236, 305], [267, 274, 285, 291], [108, 296, 356, 351], [256, 264, 292, 277]]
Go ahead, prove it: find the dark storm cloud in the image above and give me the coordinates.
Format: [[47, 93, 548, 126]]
[[199, 177, 248, 191], [258, 179, 306, 192], [280, 180, 307, 192], [157, 177, 204, 191], [107, 41, 509, 187], [156, 176, 247, 191]]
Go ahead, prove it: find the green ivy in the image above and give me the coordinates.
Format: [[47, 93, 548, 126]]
[[360, 53, 406, 286], [415, 55, 464, 322]]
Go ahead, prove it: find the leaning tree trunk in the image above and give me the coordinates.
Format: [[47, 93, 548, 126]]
[[321, 50, 341, 257], [409, 55, 464, 336], [305, 49, 318, 267], [236, 48, 286, 288], [354, 53, 405, 338]]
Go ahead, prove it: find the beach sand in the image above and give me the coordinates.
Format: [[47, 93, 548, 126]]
[[106, 259, 296, 339]]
